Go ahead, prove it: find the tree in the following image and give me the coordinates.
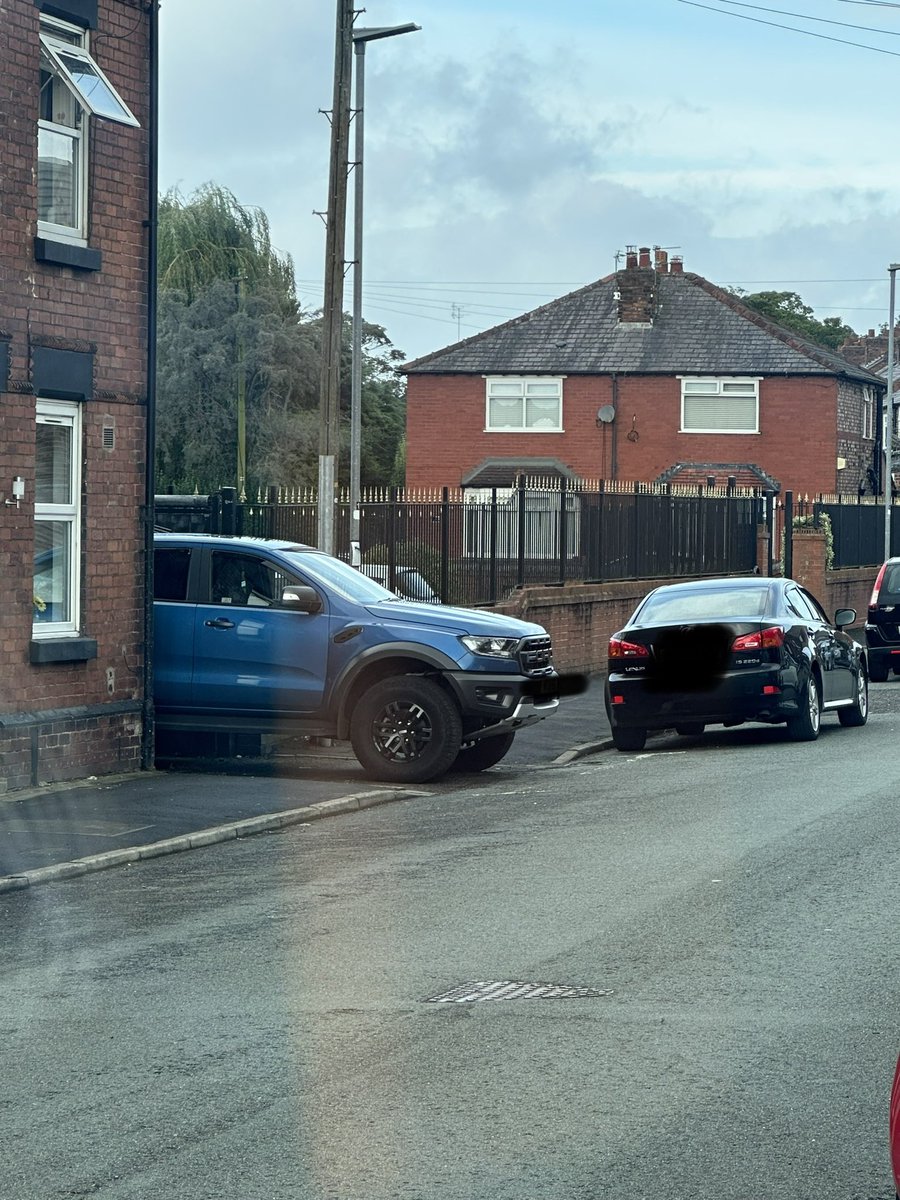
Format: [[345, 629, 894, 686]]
[[155, 184, 406, 495], [158, 183, 297, 312], [732, 289, 857, 351]]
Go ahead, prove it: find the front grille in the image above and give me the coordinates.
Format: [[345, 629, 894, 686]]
[[519, 635, 553, 676]]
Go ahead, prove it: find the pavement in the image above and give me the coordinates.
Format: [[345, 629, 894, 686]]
[[0, 677, 614, 893]]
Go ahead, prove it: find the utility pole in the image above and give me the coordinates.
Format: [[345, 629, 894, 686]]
[[236, 275, 247, 502], [317, 0, 354, 555], [885, 264, 899, 561], [349, 21, 420, 565]]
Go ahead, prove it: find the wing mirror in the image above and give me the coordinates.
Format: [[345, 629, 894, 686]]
[[834, 608, 856, 629], [282, 585, 322, 614]]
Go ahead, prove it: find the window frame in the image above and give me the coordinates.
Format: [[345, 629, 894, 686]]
[[38, 17, 89, 244], [484, 376, 564, 434], [37, 15, 139, 247], [862, 385, 875, 441], [33, 399, 82, 639], [679, 376, 761, 435]]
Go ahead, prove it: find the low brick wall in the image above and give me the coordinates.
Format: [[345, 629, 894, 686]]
[[494, 576, 705, 675]]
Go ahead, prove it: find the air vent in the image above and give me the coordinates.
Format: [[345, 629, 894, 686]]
[[102, 421, 115, 450]]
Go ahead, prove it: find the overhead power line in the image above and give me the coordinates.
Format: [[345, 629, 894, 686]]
[[677, 0, 900, 56], [714, 0, 900, 34]]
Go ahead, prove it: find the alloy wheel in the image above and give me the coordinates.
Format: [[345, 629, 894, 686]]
[[372, 700, 433, 763]]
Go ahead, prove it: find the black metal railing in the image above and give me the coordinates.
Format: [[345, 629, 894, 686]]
[[156, 479, 770, 606]]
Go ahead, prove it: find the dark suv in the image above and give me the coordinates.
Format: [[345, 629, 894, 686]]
[[865, 557, 900, 681]]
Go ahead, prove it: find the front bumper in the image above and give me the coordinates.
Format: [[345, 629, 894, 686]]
[[606, 663, 800, 730], [446, 670, 559, 739]]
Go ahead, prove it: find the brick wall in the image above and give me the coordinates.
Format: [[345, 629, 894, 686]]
[[406, 373, 841, 496], [0, 0, 149, 792], [836, 378, 876, 492]]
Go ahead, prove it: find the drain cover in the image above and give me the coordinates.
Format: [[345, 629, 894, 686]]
[[425, 980, 612, 1003]]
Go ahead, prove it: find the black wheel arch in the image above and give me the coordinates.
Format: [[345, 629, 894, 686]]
[[333, 644, 462, 739]]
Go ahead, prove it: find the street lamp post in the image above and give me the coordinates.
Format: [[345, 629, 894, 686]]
[[885, 264, 900, 562], [349, 22, 420, 566]]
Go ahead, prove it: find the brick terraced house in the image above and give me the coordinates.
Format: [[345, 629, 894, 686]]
[[0, 0, 152, 792], [403, 247, 885, 499]]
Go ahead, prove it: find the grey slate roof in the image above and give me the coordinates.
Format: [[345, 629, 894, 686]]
[[403, 271, 882, 385]]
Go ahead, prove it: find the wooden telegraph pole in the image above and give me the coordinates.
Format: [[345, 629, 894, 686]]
[[317, 0, 354, 554]]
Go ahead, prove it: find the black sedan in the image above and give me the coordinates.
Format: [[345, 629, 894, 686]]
[[604, 576, 868, 751]]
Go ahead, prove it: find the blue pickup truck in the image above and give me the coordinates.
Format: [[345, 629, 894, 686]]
[[153, 534, 559, 783]]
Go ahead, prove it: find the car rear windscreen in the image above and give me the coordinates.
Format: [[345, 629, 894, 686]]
[[638, 585, 771, 623]]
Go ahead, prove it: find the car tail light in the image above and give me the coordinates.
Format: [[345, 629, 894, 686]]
[[732, 626, 784, 651], [609, 637, 650, 659], [610, 693, 625, 705], [870, 561, 888, 609]]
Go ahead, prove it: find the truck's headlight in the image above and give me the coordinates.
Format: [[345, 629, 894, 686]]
[[460, 635, 520, 659]]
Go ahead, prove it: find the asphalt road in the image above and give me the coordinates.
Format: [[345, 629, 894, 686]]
[[2, 682, 899, 1198], [0, 678, 609, 879]]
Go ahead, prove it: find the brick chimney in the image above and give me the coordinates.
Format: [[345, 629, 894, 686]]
[[654, 247, 669, 274], [670, 255, 684, 275], [616, 246, 657, 325]]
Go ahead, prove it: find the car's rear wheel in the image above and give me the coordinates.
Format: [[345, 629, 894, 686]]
[[350, 676, 462, 783], [450, 731, 516, 772], [786, 673, 821, 741], [674, 722, 704, 737], [611, 725, 647, 752], [839, 664, 868, 727], [869, 659, 889, 682]]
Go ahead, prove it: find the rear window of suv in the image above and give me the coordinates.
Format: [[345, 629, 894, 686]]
[[878, 563, 900, 603]]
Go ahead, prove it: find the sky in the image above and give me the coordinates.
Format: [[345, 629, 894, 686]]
[[158, 0, 900, 363]]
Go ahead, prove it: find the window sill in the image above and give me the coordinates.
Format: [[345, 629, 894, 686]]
[[34, 237, 102, 272], [29, 636, 98, 664], [483, 428, 565, 434], [679, 429, 760, 436]]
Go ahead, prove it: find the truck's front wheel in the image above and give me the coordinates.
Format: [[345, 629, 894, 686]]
[[351, 676, 463, 783], [450, 731, 516, 772]]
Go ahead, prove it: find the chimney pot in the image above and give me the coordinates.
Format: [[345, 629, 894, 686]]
[[625, 250, 638, 269], [654, 248, 669, 274], [670, 256, 684, 275], [639, 246, 651, 268]]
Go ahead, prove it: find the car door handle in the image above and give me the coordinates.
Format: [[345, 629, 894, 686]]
[[204, 617, 235, 630]]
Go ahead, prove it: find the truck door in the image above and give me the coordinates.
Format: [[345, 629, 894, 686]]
[[191, 548, 330, 714]]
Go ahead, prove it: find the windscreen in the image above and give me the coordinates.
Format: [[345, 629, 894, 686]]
[[281, 549, 397, 603]]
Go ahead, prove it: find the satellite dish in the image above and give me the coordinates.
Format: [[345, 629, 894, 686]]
[[596, 405, 616, 424]]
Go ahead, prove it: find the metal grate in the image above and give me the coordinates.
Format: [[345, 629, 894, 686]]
[[425, 980, 612, 1003]]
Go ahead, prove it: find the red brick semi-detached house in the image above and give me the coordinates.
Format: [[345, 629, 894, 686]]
[[0, 0, 151, 792], [403, 247, 885, 498]]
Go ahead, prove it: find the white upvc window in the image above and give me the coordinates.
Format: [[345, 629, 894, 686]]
[[485, 377, 563, 432], [862, 385, 875, 440], [33, 400, 82, 636], [680, 377, 760, 434], [38, 16, 138, 245]]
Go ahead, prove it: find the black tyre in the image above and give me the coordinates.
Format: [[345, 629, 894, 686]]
[[611, 725, 647, 752], [839, 664, 868, 727], [450, 731, 516, 773], [350, 676, 463, 783], [869, 659, 889, 683], [674, 722, 704, 737], [786, 673, 821, 742]]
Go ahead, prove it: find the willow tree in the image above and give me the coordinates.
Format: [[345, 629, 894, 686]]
[[155, 183, 406, 497], [158, 183, 297, 312]]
